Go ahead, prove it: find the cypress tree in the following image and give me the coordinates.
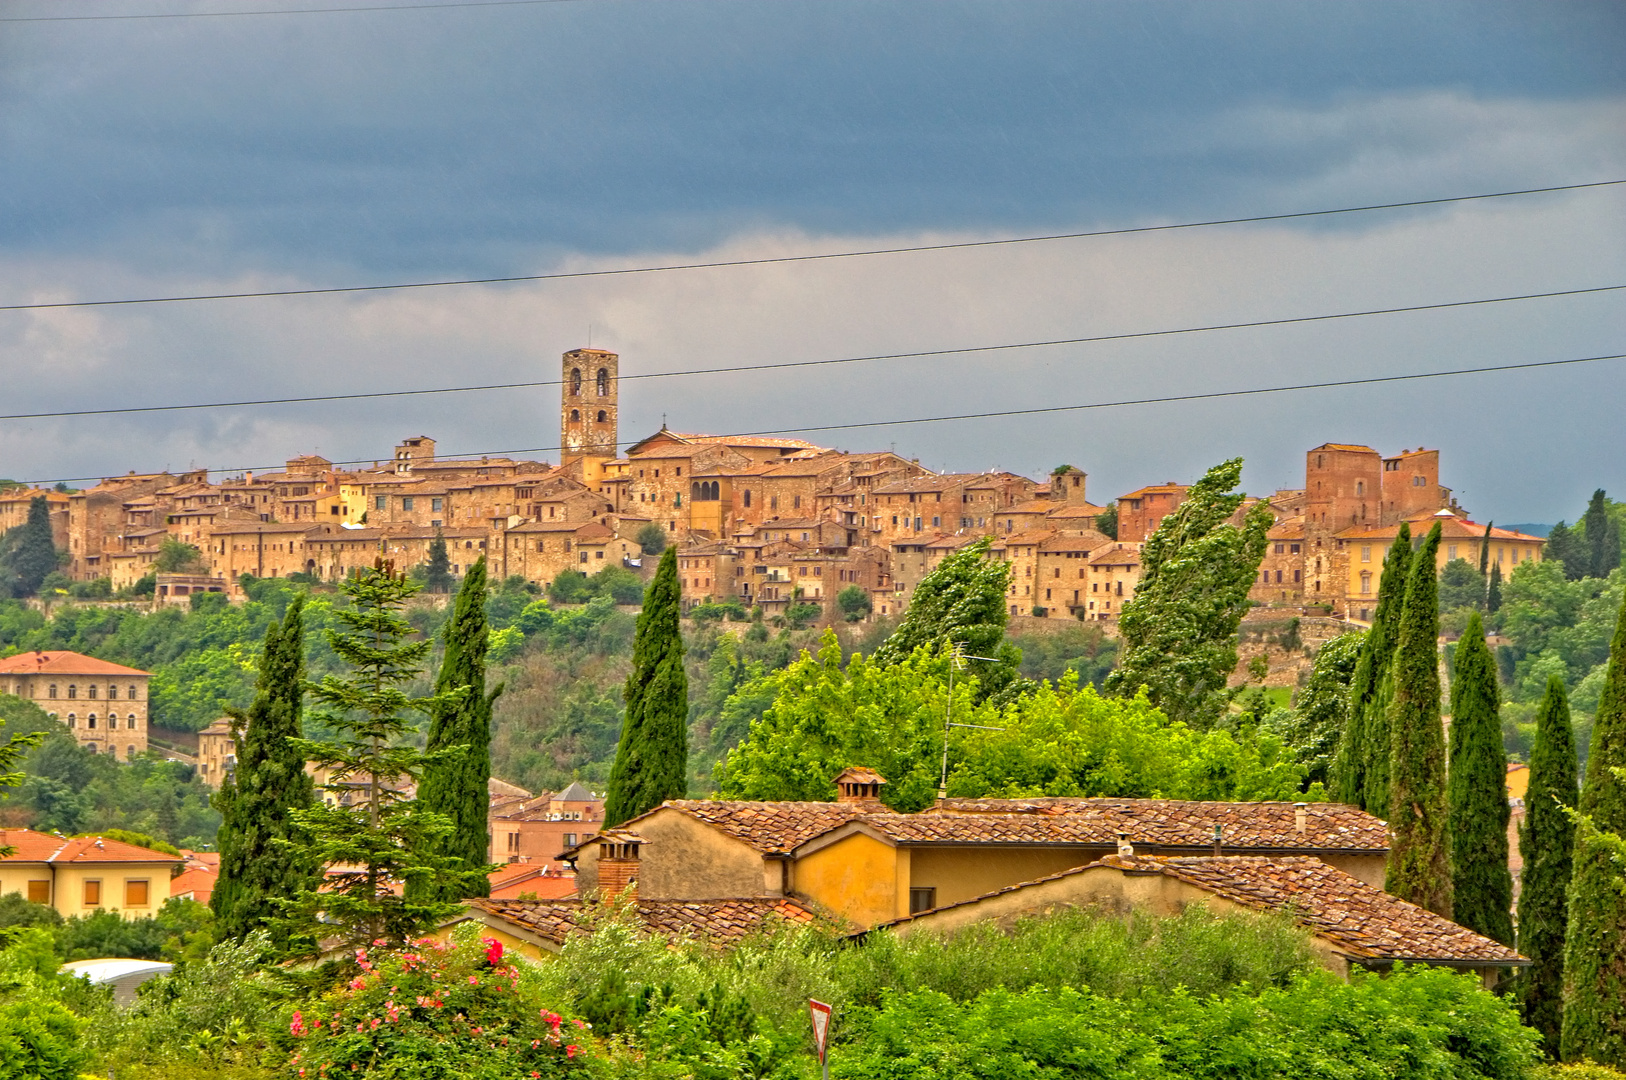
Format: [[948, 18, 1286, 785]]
[[424, 531, 453, 593], [1385, 522, 1452, 917], [211, 595, 319, 947], [413, 556, 500, 903], [605, 545, 688, 827], [1518, 675, 1579, 1058], [1479, 521, 1493, 579], [1545, 521, 1586, 582], [1561, 589, 1626, 1066], [1582, 489, 1620, 580], [1447, 611, 1513, 944], [1487, 562, 1503, 616], [1332, 524, 1410, 811], [0, 495, 60, 598]]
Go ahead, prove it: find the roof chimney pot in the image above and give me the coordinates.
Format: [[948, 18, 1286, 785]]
[[1116, 831, 1134, 859], [1294, 802, 1308, 835]]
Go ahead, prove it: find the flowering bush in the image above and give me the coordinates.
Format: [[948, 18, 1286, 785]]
[[285, 926, 589, 1080]]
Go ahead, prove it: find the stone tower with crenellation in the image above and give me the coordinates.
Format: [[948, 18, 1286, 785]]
[[560, 349, 618, 482]]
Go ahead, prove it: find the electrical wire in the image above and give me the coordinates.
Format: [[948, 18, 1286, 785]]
[[4, 179, 1621, 312], [19, 349, 1624, 487], [0, 0, 593, 22], [4, 282, 1618, 421]]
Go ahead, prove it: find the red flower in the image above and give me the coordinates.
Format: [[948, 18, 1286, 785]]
[[483, 937, 504, 966]]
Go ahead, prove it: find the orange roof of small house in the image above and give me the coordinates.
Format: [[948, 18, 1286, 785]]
[[1088, 544, 1142, 567], [0, 651, 148, 677], [467, 896, 819, 947], [0, 829, 181, 865], [873, 854, 1523, 966], [1335, 516, 1544, 545], [170, 867, 218, 904], [1267, 519, 1306, 540], [487, 865, 578, 900], [1117, 483, 1188, 500]]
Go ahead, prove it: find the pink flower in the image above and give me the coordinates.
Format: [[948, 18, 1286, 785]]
[[290, 1010, 306, 1037], [370, 1018, 381, 1029], [483, 937, 504, 965], [349, 977, 367, 991], [372, 938, 387, 946], [468, 975, 479, 986], [566, 1045, 578, 1059]]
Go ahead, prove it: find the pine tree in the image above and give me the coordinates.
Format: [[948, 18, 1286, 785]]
[[1487, 562, 1503, 616], [1518, 675, 1579, 1058], [1582, 489, 1621, 580], [412, 556, 501, 904], [0, 496, 60, 598], [604, 546, 688, 828], [1332, 524, 1410, 812], [424, 531, 453, 593], [282, 560, 482, 952], [1385, 522, 1451, 917], [1447, 612, 1513, 944], [1561, 588, 1626, 1066], [211, 596, 319, 947], [1104, 457, 1272, 729]]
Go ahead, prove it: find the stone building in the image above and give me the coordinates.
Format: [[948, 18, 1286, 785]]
[[1084, 542, 1143, 622], [0, 651, 150, 760], [0, 487, 69, 547], [1115, 483, 1189, 543]]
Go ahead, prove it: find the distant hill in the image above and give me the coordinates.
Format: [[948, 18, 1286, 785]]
[[1505, 523, 1551, 538]]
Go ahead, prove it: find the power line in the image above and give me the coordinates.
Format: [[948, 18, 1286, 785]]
[[22, 349, 1624, 487], [0, 0, 591, 22], [4, 179, 1621, 312], [3, 282, 1619, 421]]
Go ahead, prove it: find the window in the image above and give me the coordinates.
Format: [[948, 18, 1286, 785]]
[[67, 685, 77, 700], [1289, 544, 1301, 555], [570, 409, 580, 422], [27, 880, 48, 904], [1361, 546, 1371, 563], [1294, 570, 1302, 583], [1360, 572, 1373, 595], [128, 715, 137, 729], [375, 495, 387, 510], [562, 832, 578, 848], [932, 516, 941, 527], [67, 713, 76, 728], [506, 832, 521, 852], [83, 880, 102, 906], [580, 552, 589, 563], [908, 887, 937, 915], [88, 684, 97, 699], [49, 684, 57, 699], [87, 713, 97, 729], [432, 497, 443, 511], [570, 368, 582, 395], [108, 685, 118, 700], [743, 489, 752, 508], [108, 715, 118, 729], [402, 497, 414, 511], [125, 880, 151, 907], [1274, 543, 1284, 554], [597, 410, 607, 422]]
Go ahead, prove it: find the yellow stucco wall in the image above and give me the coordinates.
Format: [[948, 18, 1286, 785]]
[[3, 863, 173, 920], [431, 918, 555, 962], [906, 847, 1094, 910], [0, 865, 55, 906], [576, 808, 771, 900], [794, 832, 902, 927]]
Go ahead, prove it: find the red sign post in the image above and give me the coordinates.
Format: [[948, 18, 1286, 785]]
[[808, 998, 833, 1079]]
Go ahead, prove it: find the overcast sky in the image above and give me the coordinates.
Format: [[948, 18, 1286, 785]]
[[2, 0, 1623, 522]]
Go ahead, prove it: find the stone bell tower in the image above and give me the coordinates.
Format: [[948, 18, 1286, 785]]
[[561, 348, 619, 468]]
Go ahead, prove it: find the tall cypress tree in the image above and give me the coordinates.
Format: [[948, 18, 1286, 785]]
[[605, 546, 688, 828], [1561, 589, 1626, 1066], [1519, 675, 1579, 1058], [1447, 611, 1513, 944], [413, 556, 500, 903], [1487, 562, 1503, 616], [1385, 522, 1451, 917], [0, 496, 59, 598], [1582, 489, 1621, 580], [212, 595, 318, 946], [1333, 524, 1410, 812]]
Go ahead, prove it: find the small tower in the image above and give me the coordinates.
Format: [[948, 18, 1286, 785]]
[[561, 348, 619, 465]]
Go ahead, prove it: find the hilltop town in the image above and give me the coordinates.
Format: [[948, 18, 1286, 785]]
[[2, 348, 1547, 622]]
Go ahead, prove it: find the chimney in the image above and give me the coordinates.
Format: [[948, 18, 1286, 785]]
[[596, 832, 643, 900], [1294, 802, 1308, 835], [1212, 824, 1222, 856], [834, 767, 887, 806], [1116, 831, 1134, 859]]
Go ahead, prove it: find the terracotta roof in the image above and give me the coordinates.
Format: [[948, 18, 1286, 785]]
[[170, 867, 218, 903], [923, 798, 1388, 852], [1089, 544, 1142, 566], [487, 865, 578, 900], [1103, 855, 1524, 965], [875, 854, 1522, 966], [573, 523, 615, 541], [1267, 519, 1306, 539], [1335, 516, 1544, 544], [468, 896, 818, 946], [1313, 443, 1378, 454], [0, 651, 149, 677], [650, 801, 868, 855], [0, 829, 182, 864], [1117, 484, 1188, 500], [1045, 503, 1108, 519]]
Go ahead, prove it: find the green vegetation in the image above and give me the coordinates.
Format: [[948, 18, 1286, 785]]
[[1105, 457, 1272, 729], [1518, 676, 1579, 1057], [0, 495, 59, 599], [1561, 588, 1626, 1067], [835, 585, 872, 622], [415, 557, 500, 903], [605, 547, 688, 827], [636, 521, 668, 556], [1333, 524, 1410, 813], [283, 560, 479, 951], [1269, 630, 1361, 789], [422, 531, 454, 593], [211, 596, 318, 947], [1447, 612, 1513, 945], [548, 564, 646, 605], [1385, 523, 1452, 918]]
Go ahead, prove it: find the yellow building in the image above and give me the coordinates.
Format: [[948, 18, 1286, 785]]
[[1334, 510, 1544, 619], [1, 830, 181, 919]]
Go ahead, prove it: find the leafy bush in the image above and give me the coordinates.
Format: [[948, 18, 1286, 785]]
[[285, 927, 589, 1080], [0, 995, 89, 1080], [836, 586, 872, 622]]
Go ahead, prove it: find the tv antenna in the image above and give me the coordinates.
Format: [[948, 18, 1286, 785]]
[[939, 640, 1004, 800]]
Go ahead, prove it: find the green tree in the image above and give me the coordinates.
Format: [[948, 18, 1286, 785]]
[[636, 522, 668, 557], [1384, 523, 1451, 917], [1094, 504, 1118, 540], [1583, 489, 1622, 581], [1561, 588, 1626, 1066], [282, 559, 479, 951], [0, 495, 60, 598], [423, 531, 454, 593], [413, 556, 501, 904], [872, 536, 1021, 702], [605, 546, 688, 827], [1487, 562, 1503, 616], [210, 597, 319, 947], [1545, 521, 1587, 581], [1104, 458, 1272, 729], [1447, 612, 1513, 944], [154, 536, 204, 573], [836, 584, 873, 622], [1269, 631, 1362, 789], [1332, 525, 1411, 812], [1518, 675, 1579, 1057], [1438, 557, 1486, 612]]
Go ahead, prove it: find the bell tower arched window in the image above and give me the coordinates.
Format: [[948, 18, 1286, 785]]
[[570, 368, 582, 396], [597, 368, 609, 396]]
